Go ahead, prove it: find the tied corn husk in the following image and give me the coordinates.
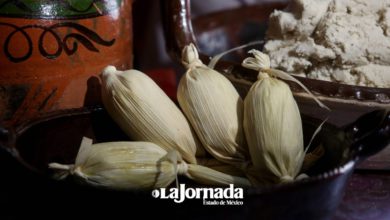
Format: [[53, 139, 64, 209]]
[[242, 50, 305, 184], [101, 66, 205, 164], [49, 137, 251, 190], [177, 44, 248, 167]]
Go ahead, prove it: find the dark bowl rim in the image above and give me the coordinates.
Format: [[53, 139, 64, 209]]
[[1, 106, 359, 194]]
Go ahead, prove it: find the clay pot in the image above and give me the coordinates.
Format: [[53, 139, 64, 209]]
[[0, 0, 133, 127]]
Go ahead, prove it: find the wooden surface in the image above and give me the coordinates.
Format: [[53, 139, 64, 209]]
[[334, 145, 390, 220], [335, 172, 390, 220], [358, 146, 390, 171]]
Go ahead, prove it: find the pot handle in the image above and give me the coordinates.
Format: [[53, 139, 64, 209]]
[[0, 125, 10, 147], [161, 0, 197, 63], [0, 124, 16, 155], [345, 109, 390, 162]]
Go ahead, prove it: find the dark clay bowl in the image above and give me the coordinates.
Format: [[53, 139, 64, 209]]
[[0, 107, 389, 219], [162, 0, 390, 126]]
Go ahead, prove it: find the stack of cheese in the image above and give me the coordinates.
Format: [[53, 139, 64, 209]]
[[264, 0, 390, 88]]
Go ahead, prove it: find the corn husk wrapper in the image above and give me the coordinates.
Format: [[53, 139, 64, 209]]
[[101, 66, 205, 164], [49, 138, 251, 190], [242, 50, 305, 184], [177, 44, 248, 168]]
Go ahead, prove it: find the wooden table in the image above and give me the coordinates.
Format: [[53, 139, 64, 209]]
[[334, 147, 390, 220]]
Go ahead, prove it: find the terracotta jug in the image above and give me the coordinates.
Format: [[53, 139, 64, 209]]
[[0, 0, 133, 127]]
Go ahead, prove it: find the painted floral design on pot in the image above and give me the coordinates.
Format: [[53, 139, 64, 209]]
[[0, 0, 133, 127]]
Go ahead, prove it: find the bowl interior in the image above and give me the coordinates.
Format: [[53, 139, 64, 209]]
[[8, 107, 380, 220], [14, 107, 349, 180]]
